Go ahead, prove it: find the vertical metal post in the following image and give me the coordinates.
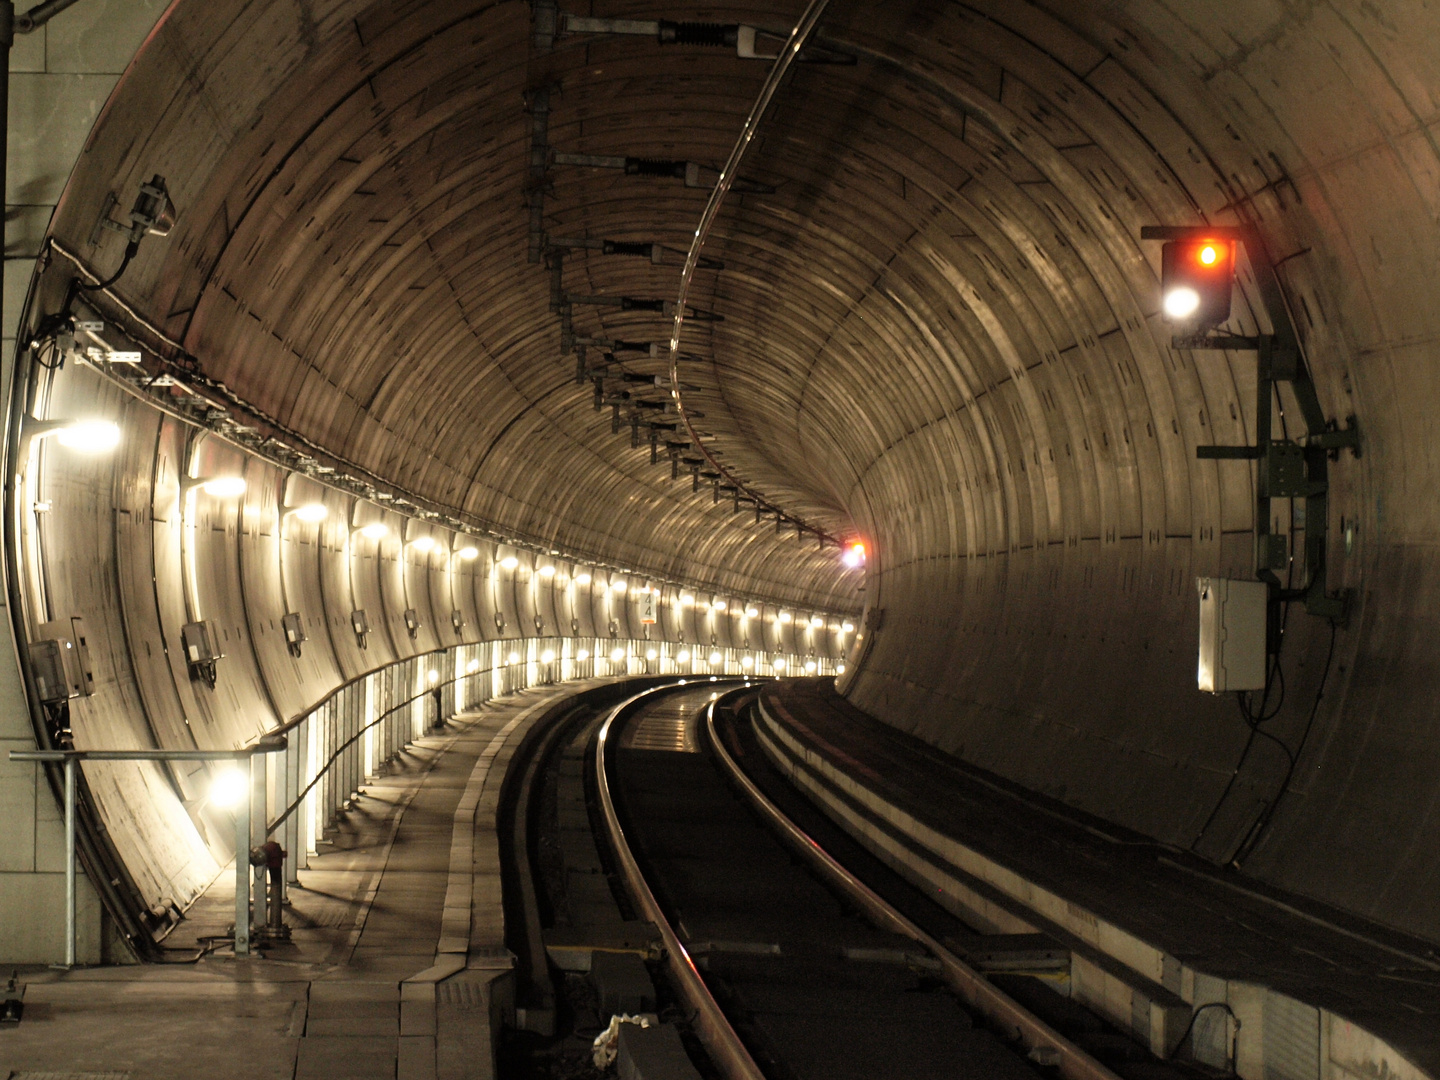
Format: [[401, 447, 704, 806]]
[[251, 752, 265, 934], [63, 756, 75, 967], [235, 768, 250, 957]]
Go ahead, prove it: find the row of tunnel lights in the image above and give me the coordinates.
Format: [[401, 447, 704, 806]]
[[33, 421, 867, 617]]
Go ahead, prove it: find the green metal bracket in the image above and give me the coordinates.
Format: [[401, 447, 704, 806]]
[[1145, 225, 1359, 627]]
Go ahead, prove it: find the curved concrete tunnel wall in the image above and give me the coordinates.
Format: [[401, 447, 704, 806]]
[[15, 356, 848, 947], [7, 0, 1440, 959]]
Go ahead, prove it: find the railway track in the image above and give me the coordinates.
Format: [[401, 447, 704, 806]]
[[504, 680, 1222, 1080]]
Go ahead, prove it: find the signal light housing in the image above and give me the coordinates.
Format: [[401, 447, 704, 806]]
[[1161, 240, 1234, 326]]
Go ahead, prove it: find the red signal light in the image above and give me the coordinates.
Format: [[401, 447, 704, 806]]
[[1161, 239, 1233, 325]]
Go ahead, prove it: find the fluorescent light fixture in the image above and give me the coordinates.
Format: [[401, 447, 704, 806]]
[[538, 565, 556, 578], [1162, 286, 1200, 319], [713, 600, 727, 612], [744, 606, 759, 619], [741, 656, 754, 669], [209, 768, 248, 810], [610, 647, 626, 662], [677, 649, 691, 663], [410, 535, 435, 553], [291, 502, 328, 522], [197, 476, 247, 498], [773, 658, 787, 670], [575, 572, 593, 586], [804, 660, 817, 673], [427, 668, 439, 683], [500, 555, 519, 570], [611, 580, 627, 593], [841, 621, 855, 633], [778, 611, 792, 624], [577, 649, 590, 661], [54, 419, 122, 453], [507, 651, 521, 664], [708, 651, 722, 665], [810, 616, 825, 628], [359, 522, 389, 540], [645, 648, 657, 660], [680, 593, 695, 606], [457, 544, 479, 559], [541, 649, 556, 663]]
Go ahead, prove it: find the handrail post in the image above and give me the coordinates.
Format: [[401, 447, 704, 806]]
[[63, 756, 75, 968], [250, 751, 265, 934], [235, 767, 250, 957]]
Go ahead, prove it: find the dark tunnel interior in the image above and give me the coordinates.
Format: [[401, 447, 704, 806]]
[[15, 0, 1440, 975]]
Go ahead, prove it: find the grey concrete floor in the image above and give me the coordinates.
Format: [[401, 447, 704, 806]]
[[0, 692, 553, 1080]]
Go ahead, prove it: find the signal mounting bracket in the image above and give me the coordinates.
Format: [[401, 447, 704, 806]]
[[1142, 225, 1359, 626]]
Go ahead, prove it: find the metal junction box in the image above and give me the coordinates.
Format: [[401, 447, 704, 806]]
[[1197, 578, 1267, 692]]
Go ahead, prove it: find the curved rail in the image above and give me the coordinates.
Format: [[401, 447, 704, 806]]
[[704, 690, 1125, 1080], [594, 682, 766, 1080]]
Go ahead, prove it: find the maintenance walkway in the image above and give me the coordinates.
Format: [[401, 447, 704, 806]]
[[0, 684, 590, 1080]]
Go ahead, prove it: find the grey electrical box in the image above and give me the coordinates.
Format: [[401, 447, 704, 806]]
[[403, 608, 420, 638], [28, 640, 72, 703], [181, 621, 219, 663], [282, 612, 306, 645], [351, 609, 370, 649], [1197, 578, 1268, 692]]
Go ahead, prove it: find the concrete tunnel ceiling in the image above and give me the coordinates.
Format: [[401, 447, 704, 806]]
[[31, 1, 1440, 939]]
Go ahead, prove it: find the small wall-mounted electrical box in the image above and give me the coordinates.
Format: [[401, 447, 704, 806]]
[[28, 640, 72, 703], [403, 608, 420, 639], [282, 612, 306, 657], [1197, 577, 1268, 692], [351, 609, 370, 649], [451, 609, 464, 633], [181, 620, 222, 688]]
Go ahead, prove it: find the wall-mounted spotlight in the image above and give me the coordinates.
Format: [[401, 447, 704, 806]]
[[182, 475, 246, 499], [499, 555, 520, 571], [577, 649, 591, 661], [810, 616, 825, 629], [538, 565, 556, 578], [541, 649, 556, 663], [645, 648, 658, 661], [427, 668, 439, 684], [285, 502, 328, 523], [804, 660, 818, 673], [507, 651, 521, 664], [208, 767, 248, 810], [773, 658, 787, 671], [409, 535, 436, 554], [841, 621, 855, 634], [677, 649, 691, 663], [456, 544, 479, 560], [744, 606, 759, 619], [19, 416, 122, 461], [842, 541, 866, 569], [610, 647, 627, 662], [611, 580, 627, 593], [680, 593, 695, 606], [575, 572, 593, 586], [741, 656, 754, 669], [836, 663, 846, 675], [358, 522, 389, 540], [708, 651, 723, 665], [712, 599, 727, 612], [778, 611, 793, 624]]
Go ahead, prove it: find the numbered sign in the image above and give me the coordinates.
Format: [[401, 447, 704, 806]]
[[639, 590, 657, 624]]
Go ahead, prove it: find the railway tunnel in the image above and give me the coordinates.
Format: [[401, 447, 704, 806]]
[[0, 1, 1434, 1078]]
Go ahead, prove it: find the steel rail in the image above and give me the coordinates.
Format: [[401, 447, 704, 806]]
[[666, 0, 839, 546], [704, 690, 1126, 1080], [594, 681, 766, 1080]]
